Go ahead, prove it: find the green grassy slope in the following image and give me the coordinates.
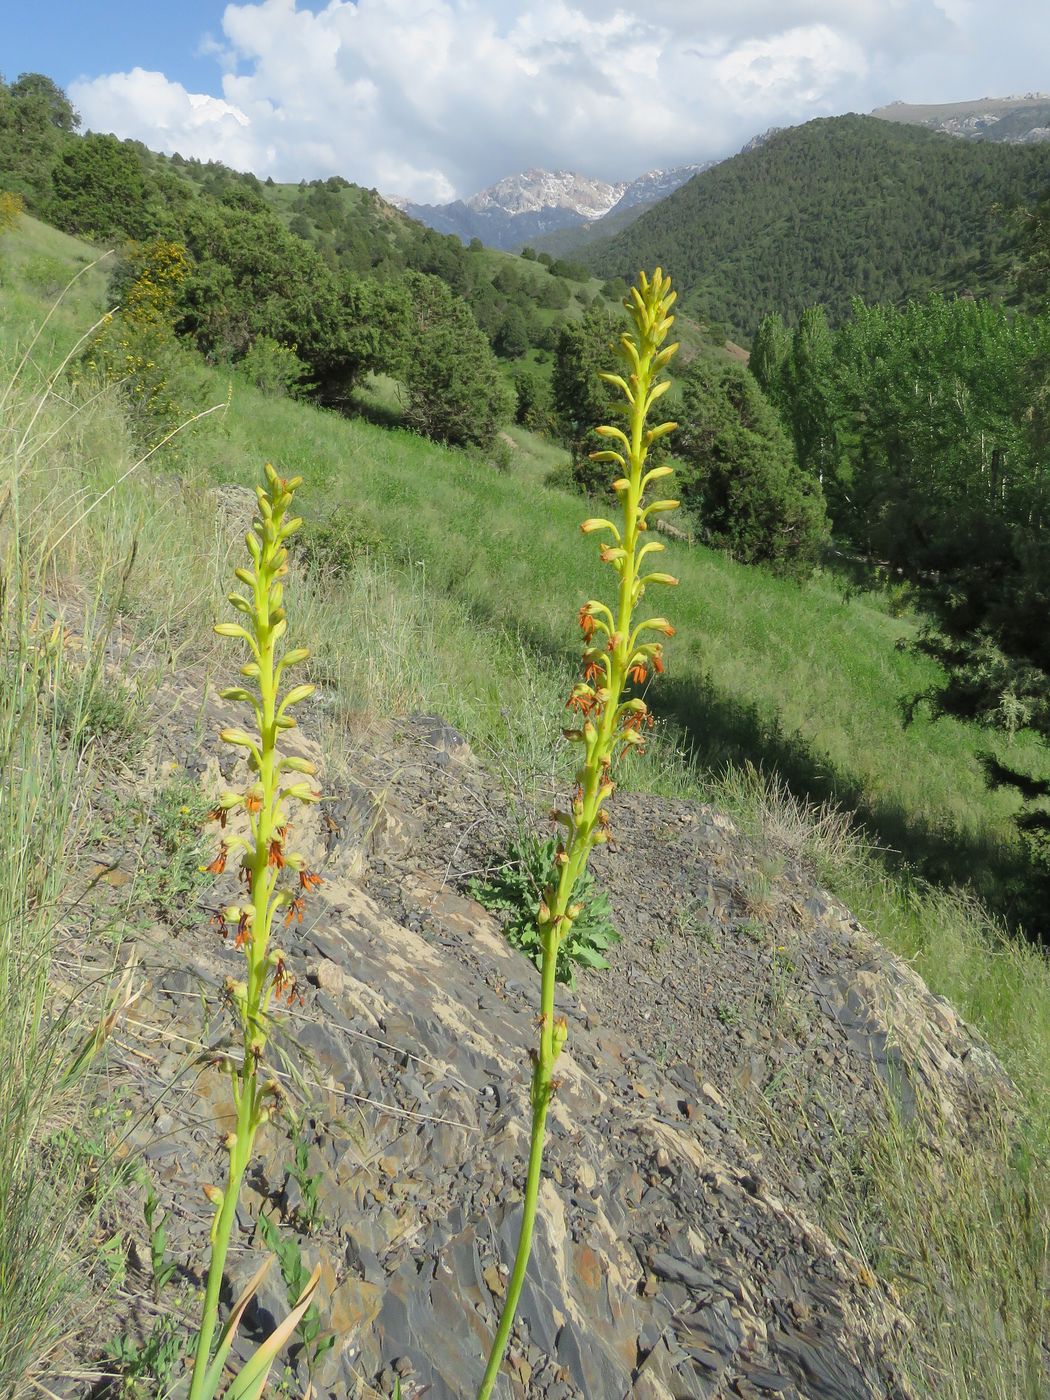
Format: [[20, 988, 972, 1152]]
[[3, 212, 1048, 1398], [6, 211, 1042, 913], [581, 114, 1050, 338]]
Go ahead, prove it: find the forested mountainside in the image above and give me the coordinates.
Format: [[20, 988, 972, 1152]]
[[581, 114, 1050, 338]]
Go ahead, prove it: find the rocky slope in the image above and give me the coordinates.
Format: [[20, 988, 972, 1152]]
[[56, 526, 1018, 1398], [872, 95, 1050, 144], [393, 165, 706, 250]]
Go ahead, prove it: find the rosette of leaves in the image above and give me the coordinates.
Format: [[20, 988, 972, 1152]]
[[469, 835, 618, 986]]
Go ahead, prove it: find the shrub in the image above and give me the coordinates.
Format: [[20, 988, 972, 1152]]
[[21, 253, 69, 298], [237, 336, 311, 399], [296, 503, 383, 579], [0, 190, 23, 234]]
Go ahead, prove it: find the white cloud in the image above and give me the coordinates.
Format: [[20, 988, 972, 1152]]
[[68, 0, 1044, 201]]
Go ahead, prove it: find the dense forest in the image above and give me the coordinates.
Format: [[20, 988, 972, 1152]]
[[582, 115, 1050, 338]]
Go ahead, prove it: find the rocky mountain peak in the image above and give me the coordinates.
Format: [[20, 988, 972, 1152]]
[[465, 167, 628, 219]]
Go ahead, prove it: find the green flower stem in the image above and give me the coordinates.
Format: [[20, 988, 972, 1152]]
[[477, 271, 678, 1398], [188, 1095, 255, 1399], [188, 465, 320, 1399]]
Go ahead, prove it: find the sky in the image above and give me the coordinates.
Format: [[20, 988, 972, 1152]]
[[3, 0, 1049, 202]]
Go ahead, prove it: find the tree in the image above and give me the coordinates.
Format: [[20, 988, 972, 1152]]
[[785, 305, 836, 483], [178, 203, 334, 367], [513, 371, 552, 432], [9, 72, 79, 131], [676, 357, 828, 575], [397, 272, 512, 447], [49, 133, 151, 239], [749, 311, 791, 415], [495, 305, 529, 359], [1016, 189, 1050, 313], [0, 74, 73, 207], [551, 303, 620, 485]]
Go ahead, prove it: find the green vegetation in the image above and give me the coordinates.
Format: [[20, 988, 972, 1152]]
[[755, 291, 1050, 915], [1, 111, 1048, 1400], [675, 356, 827, 574], [469, 835, 619, 985], [583, 115, 1050, 336]]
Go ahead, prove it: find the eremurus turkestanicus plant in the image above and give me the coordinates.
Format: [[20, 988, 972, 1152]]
[[188, 464, 325, 1400], [476, 269, 680, 1398]]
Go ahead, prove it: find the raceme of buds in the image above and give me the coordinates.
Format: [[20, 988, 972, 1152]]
[[188, 464, 324, 1400], [477, 270, 679, 1400]]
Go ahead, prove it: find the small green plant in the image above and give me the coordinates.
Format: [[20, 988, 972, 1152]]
[[107, 1317, 182, 1399], [143, 1180, 178, 1301], [476, 269, 680, 1398], [98, 1233, 128, 1290], [715, 1000, 741, 1028], [150, 775, 212, 930], [287, 1119, 324, 1235], [187, 464, 324, 1399], [55, 665, 142, 758], [469, 835, 618, 987], [258, 1212, 335, 1382]]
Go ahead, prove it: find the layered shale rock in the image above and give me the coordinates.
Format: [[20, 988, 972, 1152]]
[[82, 687, 1010, 1399]]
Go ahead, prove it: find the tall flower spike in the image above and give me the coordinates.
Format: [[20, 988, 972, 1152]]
[[188, 466, 323, 1400], [477, 272, 678, 1399]]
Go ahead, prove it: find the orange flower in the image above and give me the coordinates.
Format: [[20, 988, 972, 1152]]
[[583, 659, 603, 685], [209, 910, 226, 935], [272, 957, 300, 1006], [653, 652, 664, 674], [298, 868, 323, 893], [234, 910, 252, 949], [622, 708, 654, 734], [207, 805, 229, 830], [245, 792, 263, 815], [566, 691, 599, 718], [204, 847, 228, 875], [577, 605, 596, 640], [268, 833, 286, 868], [284, 895, 306, 926], [628, 662, 647, 686]]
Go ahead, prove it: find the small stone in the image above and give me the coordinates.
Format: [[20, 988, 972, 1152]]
[[308, 957, 346, 994], [701, 1081, 726, 1109]]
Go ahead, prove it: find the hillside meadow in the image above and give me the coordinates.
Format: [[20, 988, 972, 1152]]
[[1, 211, 1048, 1396]]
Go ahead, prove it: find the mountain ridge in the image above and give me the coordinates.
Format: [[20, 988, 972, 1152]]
[[872, 94, 1050, 143], [575, 113, 1050, 337], [390, 162, 708, 250]]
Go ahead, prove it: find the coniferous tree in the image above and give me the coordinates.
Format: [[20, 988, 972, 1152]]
[[398, 272, 512, 447], [676, 357, 828, 575]]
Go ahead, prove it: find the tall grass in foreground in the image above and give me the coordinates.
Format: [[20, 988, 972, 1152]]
[[0, 340, 134, 1395]]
